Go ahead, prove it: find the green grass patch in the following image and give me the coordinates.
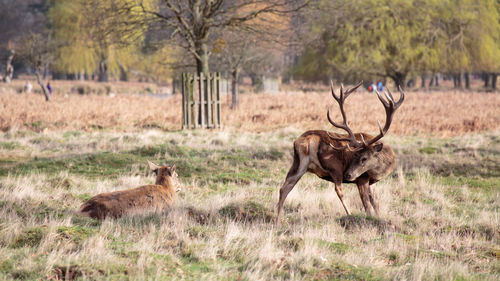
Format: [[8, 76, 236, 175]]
[[0, 141, 22, 150], [0, 151, 139, 178], [316, 239, 350, 254], [62, 131, 83, 138], [57, 226, 94, 242], [308, 262, 384, 281], [437, 176, 500, 192], [74, 193, 93, 202], [419, 146, 441, 154], [12, 227, 46, 248]]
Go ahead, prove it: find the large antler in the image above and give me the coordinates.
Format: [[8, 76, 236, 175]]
[[326, 81, 364, 150], [327, 82, 405, 151], [361, 86, 405, 147]]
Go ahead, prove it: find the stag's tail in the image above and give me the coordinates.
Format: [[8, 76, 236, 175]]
[[287, 143, 301, 177]]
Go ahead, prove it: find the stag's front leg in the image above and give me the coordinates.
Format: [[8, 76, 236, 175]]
[[367, 184, 380, 216], [333, 181, 350, 215]]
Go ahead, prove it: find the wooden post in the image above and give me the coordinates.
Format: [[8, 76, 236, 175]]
[[207, 72, 212, 128], [181, 72, 222, 129], [194, 73, 199, 128], [182, 73, 186, 129], [187, 73, 192, 129], [216, 72, 222, 128], [199, 72, 205, 128]]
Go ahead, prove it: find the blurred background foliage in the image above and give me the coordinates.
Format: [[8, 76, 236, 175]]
[[0, 0, 498, 88]]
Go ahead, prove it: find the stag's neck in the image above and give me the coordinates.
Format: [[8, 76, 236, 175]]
[[369, 146, 396, 180]]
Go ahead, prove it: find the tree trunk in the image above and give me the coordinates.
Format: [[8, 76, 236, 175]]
[[195, 41, 210, 74], [491, 73, 498, 90], [483, 72, 490, 88], [231, 68, 240, 109], [43, 64, 49, 80], [98, 61, 108, 82], [3, 50, 15, 83], [435, 74, 439, 86], [35, 70, 50, 102], [428, 75, 435, 87], [118, 63, 128, 81], [464, 72, 470, 89], [453, 73, 462, 88], [420, 74, 426, 88], [390, 72, 406, 89]]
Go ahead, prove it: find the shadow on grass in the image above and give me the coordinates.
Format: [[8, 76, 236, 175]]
[[337, 214, 398, 233], [218, 200, 274, 223]]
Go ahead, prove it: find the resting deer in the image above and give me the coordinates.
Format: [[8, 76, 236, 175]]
[[276, 82, 404, 225], [78, 161, 181, 219]]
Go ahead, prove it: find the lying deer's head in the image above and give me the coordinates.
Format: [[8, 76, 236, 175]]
[[147, 160, 182, 192]]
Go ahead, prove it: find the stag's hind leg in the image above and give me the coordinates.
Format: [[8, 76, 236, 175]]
[[276, 156, 309, 225]]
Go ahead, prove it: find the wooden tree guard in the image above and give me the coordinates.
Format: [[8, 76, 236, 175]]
[[182, 72, 222, 129]]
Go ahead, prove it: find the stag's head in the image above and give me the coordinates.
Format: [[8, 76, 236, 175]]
[[326, 81, 404, 181], [343, 142, 385, 181], [148, 160, 182, 192]]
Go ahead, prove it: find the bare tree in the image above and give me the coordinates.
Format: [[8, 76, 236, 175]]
[[0, 0, 46, 82], [19, 32, 57, 101], [211, 29, 268, 108], [119, 0, 308, 74]]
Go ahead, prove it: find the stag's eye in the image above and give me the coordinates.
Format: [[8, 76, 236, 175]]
[[361, 157, 367, 163]]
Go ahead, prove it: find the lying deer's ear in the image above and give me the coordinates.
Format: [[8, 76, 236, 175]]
[[148, 160, 160, 171], [373, 143, 383, 152]]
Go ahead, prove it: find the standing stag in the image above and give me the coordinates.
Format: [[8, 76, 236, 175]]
[[276, 82, 404, 225]]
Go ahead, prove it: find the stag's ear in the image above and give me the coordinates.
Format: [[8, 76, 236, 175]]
[[169, 164, 176, 173], [373, 143, 383, 152], [148, 160, 160, 171]]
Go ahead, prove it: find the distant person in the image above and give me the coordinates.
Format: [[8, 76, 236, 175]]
[[24, 81, 33, 93], [377, 81, 384, 92], [46, 82, 53, 95], [368, 83, 377, 93]]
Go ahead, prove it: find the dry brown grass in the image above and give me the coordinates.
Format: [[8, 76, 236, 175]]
[[1, 82, 499, 136]]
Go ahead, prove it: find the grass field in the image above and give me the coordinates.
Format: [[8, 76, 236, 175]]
[[0, 84, 499, 280]]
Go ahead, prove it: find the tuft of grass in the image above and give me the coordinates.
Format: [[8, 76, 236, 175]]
[[51, 265, 82, 281], [279, 237, 304, 251]]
